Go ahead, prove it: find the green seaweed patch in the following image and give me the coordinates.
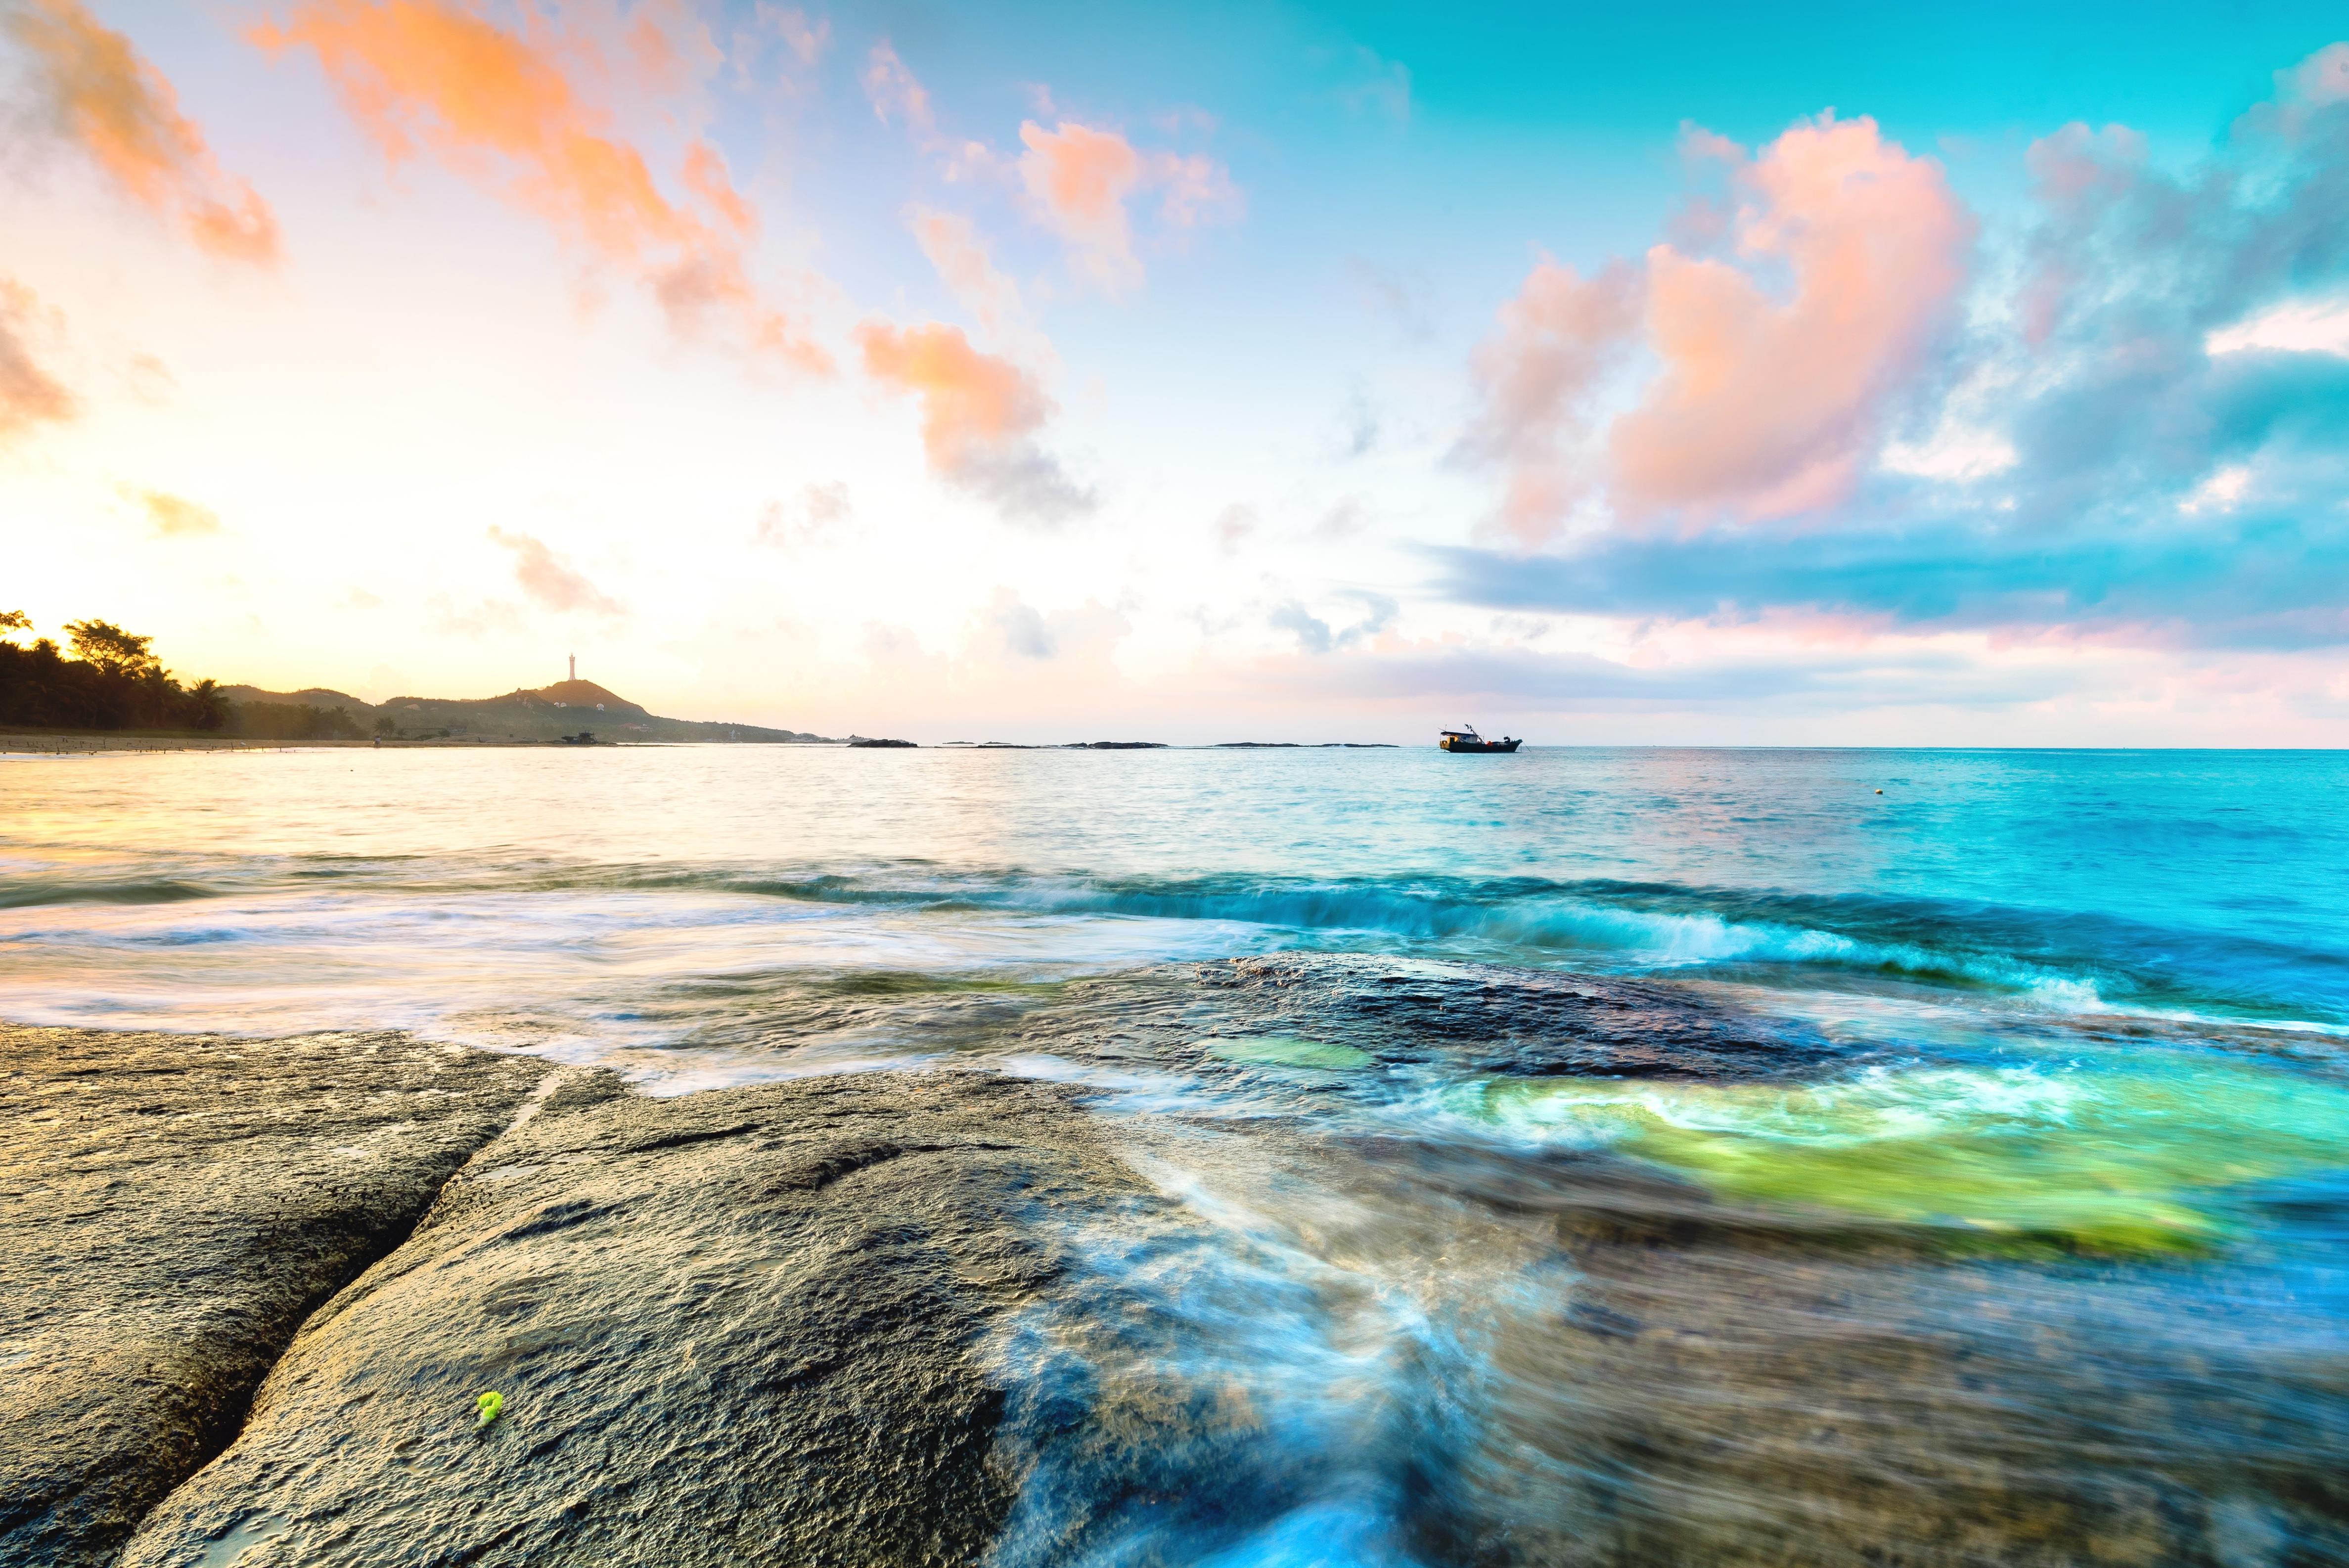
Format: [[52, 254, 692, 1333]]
[[1456, 1053, 2349, 1257], [1208, 1035, 1375, 1070]]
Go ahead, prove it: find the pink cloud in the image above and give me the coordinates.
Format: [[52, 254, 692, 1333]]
[[860, 40, 1000, 187], [2281, 41, 2349, 113], [862, 40, 933, 134], [1612, 115, 1975, 524], [0, 280, 77, 446], [860, 44, 1236, 295], [906, 207, 1021, 329], [620, 0, 720, 99], [1466, 113, 1975, 539], [681, 138, 755, 235], [1017, 119, 1145, 292], [854, 319, 1089, 521], [1456, 259, 1643, 544], [486, 526, 626, 616], [1013, 121, 1240, 293], [1148, 149, 1243, 228], [256, 0, 827, 371], [6, 0, 279, 263], [855, 320, 1048, 463]]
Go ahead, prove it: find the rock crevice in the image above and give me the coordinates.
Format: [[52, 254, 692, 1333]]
[[0, 1027, 556, 1568]]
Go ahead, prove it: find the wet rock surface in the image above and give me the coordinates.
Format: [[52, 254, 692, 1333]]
[[117, 1070, 1148, 1568], [1320, 1138, 2349, 1568], [1465, 1186, 2349, 1567], [0, 1027, 550, 1568], [603, 954, 1845, 1087], [970, 1120, 2349, 1568], [1024, 954, 1842, 1081], [15, 978, 2345, 1568]]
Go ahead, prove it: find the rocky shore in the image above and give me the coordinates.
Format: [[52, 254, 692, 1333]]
[[0, 1027, 1142, 1568], [9, 995, 2343, 1568], [0, 1029, 546, 1566]]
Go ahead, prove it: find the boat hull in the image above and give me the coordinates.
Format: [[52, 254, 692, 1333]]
[[1439, 737, 1522, 753]]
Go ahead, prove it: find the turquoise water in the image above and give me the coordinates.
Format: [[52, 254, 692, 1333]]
[[5, 745, 2348, 1563]]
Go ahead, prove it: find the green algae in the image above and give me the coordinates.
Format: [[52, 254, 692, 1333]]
[[1458, 1052, 2349, 1255], [1208, 1035, 1375, 1070]]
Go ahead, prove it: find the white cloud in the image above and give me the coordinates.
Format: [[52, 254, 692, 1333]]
[[2179, 464, 2252, 515], [2205, 298, 2349, 358], [1879, 426, 2018, 482]]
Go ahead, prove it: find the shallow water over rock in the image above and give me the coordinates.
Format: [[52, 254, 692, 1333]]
[[964, 960, 2349, 1568]]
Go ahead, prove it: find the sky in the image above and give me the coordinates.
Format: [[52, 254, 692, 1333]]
[[3, 0, 2348, 744]]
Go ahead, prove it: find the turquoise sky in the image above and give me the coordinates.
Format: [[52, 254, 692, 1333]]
[[4, 0, 2347, 741]]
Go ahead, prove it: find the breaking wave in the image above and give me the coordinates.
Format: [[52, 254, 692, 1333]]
[[493, 863, 2349, 1028], [7, 854, 2345, 1033]]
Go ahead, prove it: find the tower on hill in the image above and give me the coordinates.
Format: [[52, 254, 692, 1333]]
[[569, 654, 576, 682]]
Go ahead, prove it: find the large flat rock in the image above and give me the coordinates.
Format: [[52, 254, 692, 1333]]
[[0, 1027, 553, 1568], [117, 1070, 1145, 1568]]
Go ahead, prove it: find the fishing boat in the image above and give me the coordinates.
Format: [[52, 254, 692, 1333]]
[[1439, 726, 1521, 754]]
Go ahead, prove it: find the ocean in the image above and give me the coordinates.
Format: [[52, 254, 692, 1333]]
[[7, 744, 2348, 1564]]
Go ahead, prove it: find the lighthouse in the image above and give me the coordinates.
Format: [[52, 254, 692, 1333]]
[[568, 654, 576, 682]]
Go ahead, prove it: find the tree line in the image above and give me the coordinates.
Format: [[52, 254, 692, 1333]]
[[0, 612, 362, 739]]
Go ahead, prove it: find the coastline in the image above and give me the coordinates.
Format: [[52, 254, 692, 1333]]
[[1, 731, 284, 754], [0, 732, 844, 754], [3, 733, 1421, 754]]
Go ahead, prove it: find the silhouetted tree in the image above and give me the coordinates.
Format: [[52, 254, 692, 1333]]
[[0, 614, 227, 732], [63, 620, 161, 679], [185, 678, 229, 732]]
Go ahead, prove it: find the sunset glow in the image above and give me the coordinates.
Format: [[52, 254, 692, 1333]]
[[7, 0, 2349, 742]]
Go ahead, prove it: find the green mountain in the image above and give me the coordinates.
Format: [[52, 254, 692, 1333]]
[[222, 680, 835, 744]]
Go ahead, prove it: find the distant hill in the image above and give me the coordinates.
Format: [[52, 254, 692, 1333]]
[[221, 685, 371, 711], [522, 679, 643, 714], [222, 681, 834, 744]]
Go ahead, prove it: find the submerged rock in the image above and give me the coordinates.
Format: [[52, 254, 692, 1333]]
[[1017, 954, 1843, 1083], [117, 1070, 1145, 1568], [0, 1027, 551, 1568]]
